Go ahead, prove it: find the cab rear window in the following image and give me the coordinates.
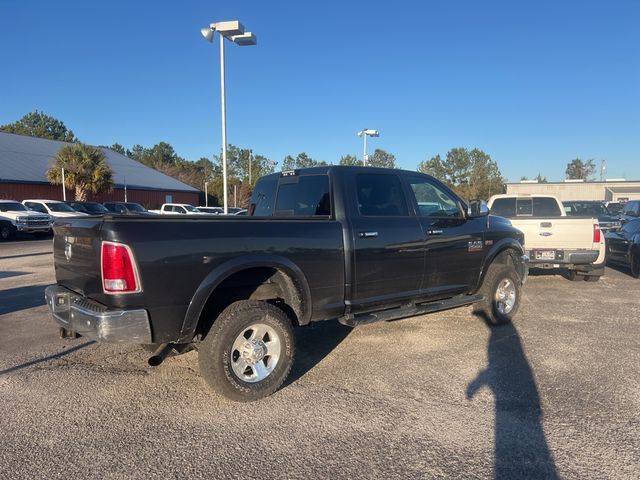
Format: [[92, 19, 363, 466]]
[[491, 197, 561, 217], [251, 174, 331, 217]]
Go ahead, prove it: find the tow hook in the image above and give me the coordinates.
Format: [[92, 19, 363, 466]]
[[148, 343, 194, 367]]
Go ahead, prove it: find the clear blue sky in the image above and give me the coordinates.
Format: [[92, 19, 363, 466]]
[[1, 0, 639, 181]]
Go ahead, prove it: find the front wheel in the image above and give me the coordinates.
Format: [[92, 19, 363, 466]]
[[631, 249, 640, 279], [474, 263, 522, 325], [198, 300, 295, 402], [0, 223, 16, 241]]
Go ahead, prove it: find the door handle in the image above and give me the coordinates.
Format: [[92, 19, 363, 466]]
[[358, 231, 379, 238], [427, 229, 443, 235]]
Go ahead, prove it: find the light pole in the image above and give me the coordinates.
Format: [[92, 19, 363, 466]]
[[201, 21, 257, 214], [357, 128, 380, 166]]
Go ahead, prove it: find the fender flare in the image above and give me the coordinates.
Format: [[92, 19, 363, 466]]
[[177, 254, 312, 342], [474, 238, 526, 292]]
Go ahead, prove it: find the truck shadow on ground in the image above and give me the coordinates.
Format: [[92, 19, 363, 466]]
[[0, 270, 29, 280], [0, 284, 50, 315], [467, 313, 559, 480], [0, 340, 96, 376], [286, 320, 352, 386]]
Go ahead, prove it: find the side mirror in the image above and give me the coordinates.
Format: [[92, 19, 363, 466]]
[[468, 199, 489, 218]]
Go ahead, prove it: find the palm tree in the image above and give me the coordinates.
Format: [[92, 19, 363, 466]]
[[47, 143, 113, 201]]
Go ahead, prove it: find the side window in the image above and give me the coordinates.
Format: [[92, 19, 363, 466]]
[[533, 197, 561, 216], [516, 199, 533, 216], [178, 207, 186, 214], [356, 174, 408, 217], [491, 198, 516, 218], [407, 177, 461, 218], [274, 175, 331, 217]]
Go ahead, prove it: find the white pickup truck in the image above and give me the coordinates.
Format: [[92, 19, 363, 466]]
[[488, 194, 605, 281], [149, 203, 209, 215], [0, 200, 52, 240]]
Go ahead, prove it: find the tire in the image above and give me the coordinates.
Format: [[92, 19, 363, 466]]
[[473, 263, 521, 325], [198, 300, 295, 402], [584, 275, 600, 282], [631, 249, 640, 279], [565, 270, 581, 281], [0, 223, 16, 241]]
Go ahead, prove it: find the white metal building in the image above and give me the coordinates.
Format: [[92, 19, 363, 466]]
[[505, 179, 640, 202]]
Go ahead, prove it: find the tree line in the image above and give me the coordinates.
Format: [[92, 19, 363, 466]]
[[1, 111, 604, 205]]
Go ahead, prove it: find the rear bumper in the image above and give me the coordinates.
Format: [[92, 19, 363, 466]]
[[526, 249, 600, 266], [44, 285, 152, 343]]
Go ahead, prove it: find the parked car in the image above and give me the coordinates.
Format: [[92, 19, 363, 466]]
[[488, 194, 606, 281], [233, 209, 248, 215], [197, 206, 224, 214], [45, 166, 528, 401], [226, 207, 245, 215], [605, 218, 640, 278], [149, 203, 209, 215], [620, 200, 640, 224], [0, 200, 52, 240], [22, 199, 88, 219], [103, 202, 153, 215], [68, 202, 109, 215], [562, 200, 621, 232]]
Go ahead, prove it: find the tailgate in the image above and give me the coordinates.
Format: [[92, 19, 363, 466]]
[[52, 217, 104, 297], [512, 218, 597, 250]]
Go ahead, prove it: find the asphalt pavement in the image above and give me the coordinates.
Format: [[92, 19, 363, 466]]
[[0, 239, 638, 479]]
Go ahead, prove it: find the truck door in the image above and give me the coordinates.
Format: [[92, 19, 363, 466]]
[[348, 172, 425, 310], [404, 173, 484, 296]]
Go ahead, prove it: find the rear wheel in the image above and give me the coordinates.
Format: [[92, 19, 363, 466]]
[[0, 223, 16, 241], [199, 300, 295, 402], [474, 262, 521, 325]]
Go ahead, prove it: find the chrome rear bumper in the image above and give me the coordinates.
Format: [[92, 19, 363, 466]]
[[44, 285, 152, 343]]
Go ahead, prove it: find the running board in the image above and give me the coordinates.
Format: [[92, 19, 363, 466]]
[[339, 294, 484, 327]]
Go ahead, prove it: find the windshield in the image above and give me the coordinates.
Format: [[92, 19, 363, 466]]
[[0, 202, 28, 212], [607, 203, 623, 215], [46, 202, 76, 212], [83, 203, 109, 213], [125, 203, 148, 212]]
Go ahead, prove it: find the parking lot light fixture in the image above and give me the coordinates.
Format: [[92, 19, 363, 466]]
[[357, 129, 380, 166], [201, 20, 257, 214]]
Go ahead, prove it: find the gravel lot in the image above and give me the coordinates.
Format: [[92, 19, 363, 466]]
[[1, 239, 638, 479]]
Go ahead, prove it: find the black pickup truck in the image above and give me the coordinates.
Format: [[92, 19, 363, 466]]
[[45, 166, 528, 401]]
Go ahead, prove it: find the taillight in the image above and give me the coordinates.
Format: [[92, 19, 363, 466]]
[[101, 241, 141, 294], [593, 224, 601, 243]]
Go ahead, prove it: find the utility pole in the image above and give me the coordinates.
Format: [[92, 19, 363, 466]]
[[61, 168, 66, 201]]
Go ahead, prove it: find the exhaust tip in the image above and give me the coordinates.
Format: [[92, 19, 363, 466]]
[[148, 355, 163, 367], [147, 343, 172, 367]]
